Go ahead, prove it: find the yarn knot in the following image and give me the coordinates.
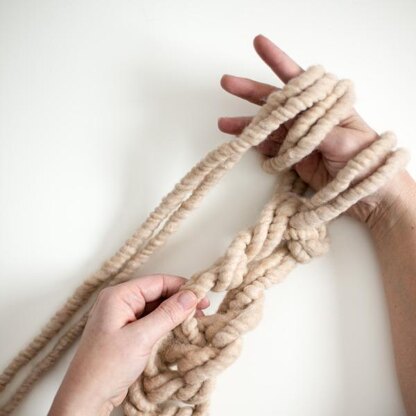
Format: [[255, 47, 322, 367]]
[[283, 195, 330, 263], [285, 220, 329, 263]]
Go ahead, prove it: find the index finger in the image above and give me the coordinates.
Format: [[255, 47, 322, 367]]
[[115, 273, 209, 308], [93, 274, 209, 328], [253, 34, 303, 83]]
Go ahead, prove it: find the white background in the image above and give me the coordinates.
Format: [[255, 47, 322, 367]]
[[1, 0, 415, 415]]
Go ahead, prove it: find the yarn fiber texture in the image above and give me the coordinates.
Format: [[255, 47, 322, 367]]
[[0, 66, 409, 416]]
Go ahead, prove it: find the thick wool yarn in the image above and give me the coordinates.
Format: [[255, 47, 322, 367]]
[[0, 66, 409, 416]]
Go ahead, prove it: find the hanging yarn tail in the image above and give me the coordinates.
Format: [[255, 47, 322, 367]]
[[0, 65, 409, 416]]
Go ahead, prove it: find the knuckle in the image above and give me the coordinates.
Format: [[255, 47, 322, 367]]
[[96, 287, 115, 304], [158, 301, 181, 326]]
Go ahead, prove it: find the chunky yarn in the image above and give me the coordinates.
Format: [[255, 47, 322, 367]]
[[0, 66, 409, 415]]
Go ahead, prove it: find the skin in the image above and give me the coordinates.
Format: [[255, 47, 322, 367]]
[[49, 275, 210, 415], [49, 35, 416, 415]]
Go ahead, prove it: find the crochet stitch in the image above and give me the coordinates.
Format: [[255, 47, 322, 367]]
[[0, 65, 409, 415]]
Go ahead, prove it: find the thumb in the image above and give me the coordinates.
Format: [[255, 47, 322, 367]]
[[130, 289, 198, 347]]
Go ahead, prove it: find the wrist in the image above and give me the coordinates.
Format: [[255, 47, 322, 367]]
[[49, 368, 115, 416], [352, 169, 416, 237], [49, 397, 113, 416], [49, 401, 113, 416], [49, 388, 113, 416]]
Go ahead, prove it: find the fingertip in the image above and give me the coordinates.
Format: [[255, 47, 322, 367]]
[[253, 34, 267, 50], [220, 74, 240, 95], [177, 290, 198, 310], [217, 117, 240, 135], [217, 117, 226, 131], [253, 33, 265, 44], [195, 309, 205, 318], [220, 74, 231, 89], [218, 117, 236, 134], [197, 297, 210, 309]]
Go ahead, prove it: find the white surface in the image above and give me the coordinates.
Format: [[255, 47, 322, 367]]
[[0, 0, 415, 415]]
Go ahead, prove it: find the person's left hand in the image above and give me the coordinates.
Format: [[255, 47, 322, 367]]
[[48, 274, 210, 416]]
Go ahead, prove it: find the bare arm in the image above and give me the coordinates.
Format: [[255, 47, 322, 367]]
[[366, 170, 416, 414], [219, 34, 416, 414]]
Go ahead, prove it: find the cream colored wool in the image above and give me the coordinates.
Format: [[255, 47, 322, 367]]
[[0, 66, 409, 415]]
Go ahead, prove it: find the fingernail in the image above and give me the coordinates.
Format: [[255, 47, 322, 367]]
[[177, 290, 197, 309]]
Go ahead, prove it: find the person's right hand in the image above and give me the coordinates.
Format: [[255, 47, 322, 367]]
[[49, 274, 209, 416], [218, 34, 411, 229]]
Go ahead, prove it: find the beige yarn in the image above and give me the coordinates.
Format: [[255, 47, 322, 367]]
[[0, 65, 409, 415]]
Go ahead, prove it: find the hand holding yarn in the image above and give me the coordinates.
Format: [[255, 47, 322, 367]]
[[48, 275, 210, 416], [219, 35, 402, 225], [123, 50, 408, 415]]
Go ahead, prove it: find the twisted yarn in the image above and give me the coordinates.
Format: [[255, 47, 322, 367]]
[[0, 66, 409, 415]]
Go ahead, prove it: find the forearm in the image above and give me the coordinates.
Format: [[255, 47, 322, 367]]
[[48, 371, 114, 416], [366, 170, 416, 414]]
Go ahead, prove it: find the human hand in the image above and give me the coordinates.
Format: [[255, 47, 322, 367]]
[[218, 34, 411, 229], [48, 274, 210, 416]]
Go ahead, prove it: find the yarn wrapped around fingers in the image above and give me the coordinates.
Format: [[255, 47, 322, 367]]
[[0, 65, 409, 416], [122, 67, 409, 415]]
